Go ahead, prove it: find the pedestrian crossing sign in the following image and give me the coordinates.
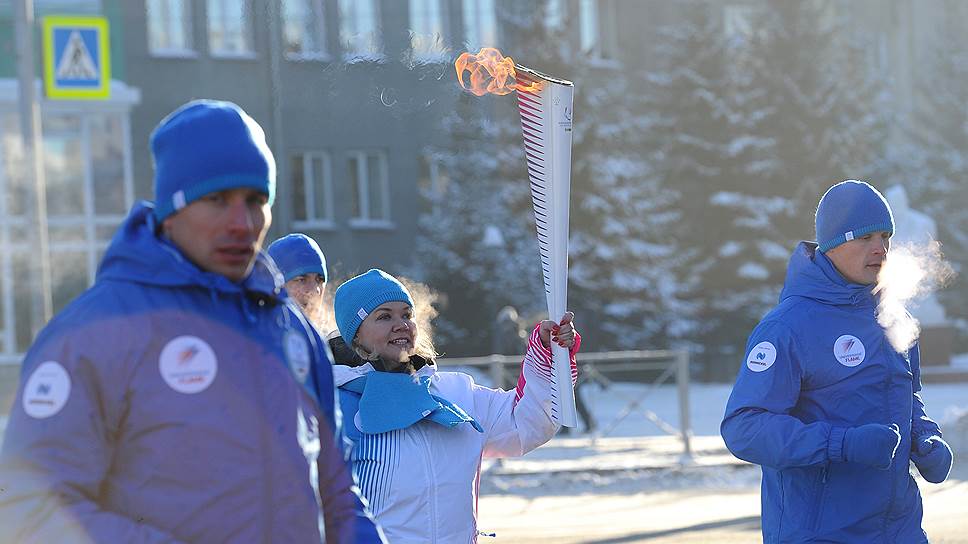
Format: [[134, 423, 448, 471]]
[[42, 16, 111, 100]]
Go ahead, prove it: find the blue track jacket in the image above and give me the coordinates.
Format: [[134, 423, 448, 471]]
[[722, 242, 941, 543], [0, 202, 383, 543]]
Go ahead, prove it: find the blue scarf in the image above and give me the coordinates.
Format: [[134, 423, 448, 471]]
[[343, 372, 484, 435]]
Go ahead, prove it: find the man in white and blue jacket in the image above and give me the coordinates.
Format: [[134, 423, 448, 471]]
[[0, 100, 383, 543], [722, 180, 953, 543]]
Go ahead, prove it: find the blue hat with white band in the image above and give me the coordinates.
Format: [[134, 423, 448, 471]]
[[815, 180, 894, 253], [151, 100, 275, 221], [334, 269, 414, 342], [267, 233, 328, 283]]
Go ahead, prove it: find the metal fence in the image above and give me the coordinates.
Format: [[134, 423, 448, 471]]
[[439, 349, 693, 460]]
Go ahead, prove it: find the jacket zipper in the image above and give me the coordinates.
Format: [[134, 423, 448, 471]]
[[417, 424, 438, 542], [882, 348, 899, 542], [258, 317, 273, 543]]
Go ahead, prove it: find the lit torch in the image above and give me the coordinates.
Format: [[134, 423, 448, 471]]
[[456, 48, 578, 428]]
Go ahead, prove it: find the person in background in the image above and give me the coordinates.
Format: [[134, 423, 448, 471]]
[[0, 100, 383, 543], [721, 180, 953, 543], [268, 232, 330, 330], [329, 268, 580, 543]]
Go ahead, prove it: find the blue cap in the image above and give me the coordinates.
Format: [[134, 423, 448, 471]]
[[334, 269, 414, 342], [267, 233, 328, 283], [815, 180, 894, 253], [151, 99, 275, 221]]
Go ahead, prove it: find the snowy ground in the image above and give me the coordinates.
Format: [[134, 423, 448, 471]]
[[476, 380, 968, 543], [1, 381, 966, 542]]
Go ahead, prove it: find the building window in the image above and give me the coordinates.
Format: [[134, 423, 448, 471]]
[[207, 0, 254, 56], [0, 110, 134, 358], [410, 0, 448, 60], [338, 0, 382, 60], [291, 152, 334, 228], [347, 150, 390, 226], [580, 0, 618, 61], [147, 0, 193, 55], [417, 154, 450, 215], [462, 0, 496, 52], [283, 0, 328, 59]]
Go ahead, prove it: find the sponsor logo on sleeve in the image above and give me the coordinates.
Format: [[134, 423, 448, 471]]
[[159, 336, 218, 394], [746, 341, 777, 372], [22, 361, 71, 418], [834, 334, 865, 367], [284, 330, 311, 384]]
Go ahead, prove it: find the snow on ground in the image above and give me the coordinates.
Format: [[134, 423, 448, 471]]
[[479, 380, 968, 543]]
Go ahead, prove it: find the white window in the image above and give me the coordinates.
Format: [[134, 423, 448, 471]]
[[347, 150, 390, 226], [291, 152, 334, 228], [410, 0, 447, 60], [580, 0, 618, 61], [207, 0, 254, 56], [462, 0, 496, 52], [147, 0, 193, 55], [338, 0, 382, 60], [283, 0, 328, 59], [417, 154, 450, 214], [0, 109, 135, 358]]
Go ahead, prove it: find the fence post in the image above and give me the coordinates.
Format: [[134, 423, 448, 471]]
[[676, 351, 693, 462], [489, 355, 504, 389]]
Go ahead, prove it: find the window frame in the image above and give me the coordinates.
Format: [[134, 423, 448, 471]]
[[283, 0, 330, 61], [206, 0, 257, 59], [461, 0, 497, 53], [409, 0, 449, 62], [347, 149, 392, 229], [338, 0, 385, 61], [291, 151, 336, 230], [146, 0, 197, 58]]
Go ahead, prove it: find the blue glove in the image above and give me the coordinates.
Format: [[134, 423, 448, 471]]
[[911, 435, 953, 483], [843, 423, 901, 469]]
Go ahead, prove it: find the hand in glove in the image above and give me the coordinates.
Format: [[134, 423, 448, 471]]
[[911, 435, 953, 483], [843, 423, 901, 470]]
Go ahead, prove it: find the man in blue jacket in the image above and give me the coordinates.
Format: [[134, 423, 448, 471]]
[[722, 180, 953, 543], [0, 100, 383, 543], [268, 233, 329, 330]]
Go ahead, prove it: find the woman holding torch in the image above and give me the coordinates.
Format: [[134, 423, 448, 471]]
[[328, 268, 579, 543]]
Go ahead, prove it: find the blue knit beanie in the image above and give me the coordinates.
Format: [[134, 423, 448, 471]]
[[334, 269, 414, 342], [151, 100, 275, 221], [267, 233, 328, 283], [815, 180, 894, 253]]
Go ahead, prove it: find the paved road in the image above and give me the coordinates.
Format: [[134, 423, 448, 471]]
[[479, 463, 968, 543]]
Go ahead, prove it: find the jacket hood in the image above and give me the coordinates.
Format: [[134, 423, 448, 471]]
[[779, 241, 875, 307], [97, 201, 283, 299]]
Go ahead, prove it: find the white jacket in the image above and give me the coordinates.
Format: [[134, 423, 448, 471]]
[[332, 326, 579, 543]]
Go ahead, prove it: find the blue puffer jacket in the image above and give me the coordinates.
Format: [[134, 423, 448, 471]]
[[721, 242, 941, 543], [0, 202, 383, 543]]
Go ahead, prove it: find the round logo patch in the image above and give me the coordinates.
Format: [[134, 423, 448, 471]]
[[22, 361, 71, 419], [159, 336, 218, 394], [746, 341, 777, 372], [834, 334, 866, 367], [284, 331, 311, 384]]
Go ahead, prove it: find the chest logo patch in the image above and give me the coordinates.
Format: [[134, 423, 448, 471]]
[[285, 331, 311, 384], [746, 341, 777, 372], [22, 361, 71, 419], [834, 334, 866, 367], [159, 335, 218, 394]]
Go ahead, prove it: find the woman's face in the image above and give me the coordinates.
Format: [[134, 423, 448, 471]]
[[356, 301, 417, 362]]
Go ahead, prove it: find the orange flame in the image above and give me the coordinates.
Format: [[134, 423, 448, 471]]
[[455, 47, 542, 96]]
